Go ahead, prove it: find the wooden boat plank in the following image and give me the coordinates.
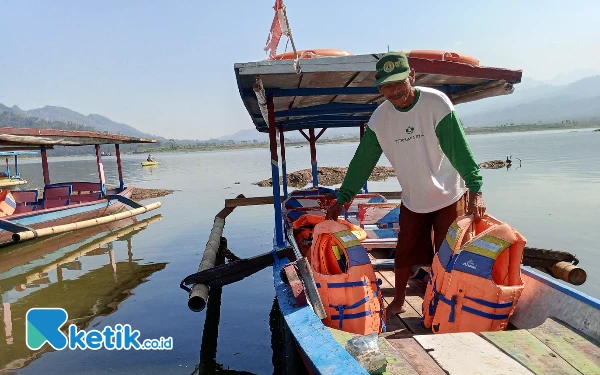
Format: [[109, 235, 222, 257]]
[[378, 270, 430, 335], [527, 318, 600, 374], [482, 329, 581, 374], [375, 269, 412, 336], [512, 268, 600, 342], [415, 332, 532, 375], [327, 328, 419, 375], [387, 337, 446, 375]]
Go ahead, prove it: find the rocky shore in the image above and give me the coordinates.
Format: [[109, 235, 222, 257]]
[[255, 166, 396, 188]]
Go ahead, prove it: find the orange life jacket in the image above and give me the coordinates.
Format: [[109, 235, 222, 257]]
[[293, 214, 366, 261], [310, 219, 384, 335], [0, 190, 16, 216], [422, 214, 526, 334]]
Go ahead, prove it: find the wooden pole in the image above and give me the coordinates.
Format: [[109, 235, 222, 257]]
[[40, 145, 50, 185], [187, 195, 243, 312], [223, 191, 402, 208], [188, 217, 226, 312], [95, 145, 106, 195], [12, 202, 161, 242], [267, 95, 285, 248], [198, 238, 225, 373], [115, 144, 124, 190], [309, 128, 318, 187], [550, 262, 587, 285], [279, 127, 288, 197]]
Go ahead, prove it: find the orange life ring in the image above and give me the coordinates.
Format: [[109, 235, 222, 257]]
[[272, 49, 351, 60], [408, 50, 480, 66]]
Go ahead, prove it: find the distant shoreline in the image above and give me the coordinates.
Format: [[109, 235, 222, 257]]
[[12, 122, 593, 159], [125, 122, 600, 154]]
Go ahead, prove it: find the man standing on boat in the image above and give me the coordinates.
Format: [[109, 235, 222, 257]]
[[325, 52, 486, 319]]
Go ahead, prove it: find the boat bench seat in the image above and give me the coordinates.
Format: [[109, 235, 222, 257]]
[[358, 203, 400, 228], [12, 190, 40, 214], [42, 185, 72, 209], [43, 182, 104, 205], [283, 195, 334, 210], [68, 182, 103, 204], [343, 194, 387, 218]]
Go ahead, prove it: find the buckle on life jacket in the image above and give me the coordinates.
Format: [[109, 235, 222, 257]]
[[330, 296, 371, 329]]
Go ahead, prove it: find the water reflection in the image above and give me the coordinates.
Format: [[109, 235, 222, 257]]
[[0, 215, 166, 373], [190, 246, 306, 375]]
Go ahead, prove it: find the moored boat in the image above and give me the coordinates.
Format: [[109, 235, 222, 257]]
[[0, 151, 37, 189], [197, 51, 599, 374], [180, 2, 600, 373], [0, 128, 161, 245]]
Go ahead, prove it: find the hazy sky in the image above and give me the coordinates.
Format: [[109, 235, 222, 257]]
[[1, 0, 599, 140]]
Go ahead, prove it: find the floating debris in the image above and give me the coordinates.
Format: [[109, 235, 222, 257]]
[[255, 166, 396, 188], [106, 186, 174, 201], [478, 160, 509, 169]]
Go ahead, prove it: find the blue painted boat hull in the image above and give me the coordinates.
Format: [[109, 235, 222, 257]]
[[0, 186, 134, 244]]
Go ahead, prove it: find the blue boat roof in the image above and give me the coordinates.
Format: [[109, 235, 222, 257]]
[[234, 53, 522, 133]]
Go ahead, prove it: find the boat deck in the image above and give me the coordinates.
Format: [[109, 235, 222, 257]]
[[354, 249, 600, 375]]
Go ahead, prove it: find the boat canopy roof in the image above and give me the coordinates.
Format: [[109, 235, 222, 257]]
[[234, 53, 522, 133], [0, 151, 39, 156], [0, 128, 156, 151]]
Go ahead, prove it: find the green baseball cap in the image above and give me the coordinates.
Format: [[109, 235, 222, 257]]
[[373, 52, 411, 87]]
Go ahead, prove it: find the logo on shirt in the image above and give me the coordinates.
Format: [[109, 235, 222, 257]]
[[405, 126, 414, 135], [394, 134, 425, 143]]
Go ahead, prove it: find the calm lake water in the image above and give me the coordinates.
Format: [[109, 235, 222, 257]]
[[0, 128, 598, 374]]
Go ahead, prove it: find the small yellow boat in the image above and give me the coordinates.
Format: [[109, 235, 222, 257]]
[[141, 161, 158, 167]]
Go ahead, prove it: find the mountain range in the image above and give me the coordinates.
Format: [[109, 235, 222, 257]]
[[1, 72, 599, 143], [220, 74, 600, 141], [0, 103, 164, 141]]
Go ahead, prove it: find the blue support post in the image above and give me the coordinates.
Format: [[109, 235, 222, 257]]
[[360, 123, 368, 193], [267, 96, 285, 248], [14, 155, 18, 178], [279, 127, 288, 197]]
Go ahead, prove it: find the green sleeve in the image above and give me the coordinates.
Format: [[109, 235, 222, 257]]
[[435, 111, 483, 193], [337, 127, 383, 204]]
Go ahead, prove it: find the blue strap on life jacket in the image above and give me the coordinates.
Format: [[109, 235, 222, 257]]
[[428, 279, 440, 316], [327, 280, 367, 288], [439, 294, 512, 322], [330, 296, 372, 329], [464, 296, 513, 309], [374, 279, 386, 333]]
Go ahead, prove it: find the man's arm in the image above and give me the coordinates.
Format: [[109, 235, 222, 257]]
[[435, 111, 482, 193], [336, 127, 383, 204]]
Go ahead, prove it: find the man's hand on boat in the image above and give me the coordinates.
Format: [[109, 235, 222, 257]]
[[325, 202, 344, 220], [467, 192, 486, 222]]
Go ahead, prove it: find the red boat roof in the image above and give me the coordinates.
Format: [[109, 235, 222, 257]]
[[0, 128, 156, 150]]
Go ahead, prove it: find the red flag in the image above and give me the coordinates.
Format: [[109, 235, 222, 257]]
[[264, 0, 283, 59]]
